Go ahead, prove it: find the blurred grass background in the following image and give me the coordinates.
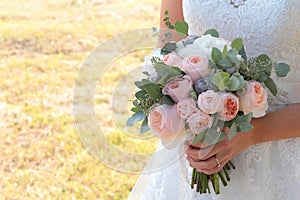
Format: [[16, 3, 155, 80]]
[[0, 0, 160, 199]]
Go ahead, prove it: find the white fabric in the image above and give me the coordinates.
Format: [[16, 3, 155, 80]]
[[128, 0, 300, 199]]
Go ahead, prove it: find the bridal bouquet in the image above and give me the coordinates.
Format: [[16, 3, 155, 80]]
[[127, 23, 290, 194]]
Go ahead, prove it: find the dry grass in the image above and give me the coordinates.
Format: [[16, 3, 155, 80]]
[[0, 0, 160, 199]]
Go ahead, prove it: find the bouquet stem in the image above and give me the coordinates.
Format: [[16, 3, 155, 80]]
[[190, 160, 235, 195]]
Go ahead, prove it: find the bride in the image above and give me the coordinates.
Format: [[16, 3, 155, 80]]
[[128, 0, 300, 199]]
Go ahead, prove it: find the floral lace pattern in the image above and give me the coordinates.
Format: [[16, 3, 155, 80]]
[[128, 1, 300, 199]]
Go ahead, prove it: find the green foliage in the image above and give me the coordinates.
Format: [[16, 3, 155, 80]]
[[204, 29, 220, 37], [275, 63, 290, 77], [142, 83, 162, 99], [140, 117, 150, 133], [163, 95, 174, 105], [239, 56, 272, 81], [175, 21, 189, 36], [153, 63, 184, 85], [229, 123, 237, 140], [161, 42, 177, 55], [126, 112, 146, 126], [212, 47, 222, 64], [231, 38, 243, 51], [213, 72, 244, 92], [163, 10, 175, 29], [238, 122, 254, 132], [264, 78, 278, 96], [192, 128, 227, 146]]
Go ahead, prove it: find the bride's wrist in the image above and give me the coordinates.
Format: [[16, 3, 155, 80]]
[[248, 118, 263, 146]]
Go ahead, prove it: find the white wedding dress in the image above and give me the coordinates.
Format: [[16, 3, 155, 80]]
[[128, 0, 300, 199]]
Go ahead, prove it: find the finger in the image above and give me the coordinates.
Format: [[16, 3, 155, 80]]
[[185, 146, 201, 161], [186, 143, 223, 161], [197, 139, 229, 160], [187, 156, 220, 170], [188, 141, 210, 149], [201, 161, 226, 175]]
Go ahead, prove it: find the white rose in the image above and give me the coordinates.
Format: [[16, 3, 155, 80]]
[[194, 35, 231, 59], [197, 90, 222, 114]]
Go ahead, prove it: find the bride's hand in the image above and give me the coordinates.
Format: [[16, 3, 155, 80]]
[[185, 128, 255, 175]]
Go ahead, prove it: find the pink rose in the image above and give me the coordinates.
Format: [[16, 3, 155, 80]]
[[177, 98, 197, 120], [238, 81, 268, 118], [187, 110, 213, 134], [197, 90, 222, 114], [162, 75, 193, 103], [148, 104, 185, 148], [163, 52, 183, 67], [218, 93, 239, 121], [181, 55, 210, 82]]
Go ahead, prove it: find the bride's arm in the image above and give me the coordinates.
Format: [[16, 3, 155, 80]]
[[185, 103, 300, 175], [158, 0, 184, 46], [250, 103, 300, 144], [160, 0, 184, 30]]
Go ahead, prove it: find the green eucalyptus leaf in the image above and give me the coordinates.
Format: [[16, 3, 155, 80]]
[[235, 112, 253, 124], [239, 46, 247, 60], [163, 95, 174, 105], [229, 123, 237, 140], [142, 83, 162, 99], [154, 63, 183, 85], [135, 90, 146, 99], [228, 55, 240, 65], [133, 99, 138, 106], [142, 71, 150, 76], [131, 107, 141, 113], [203, 128, 227, 146], [257, 72, 269, 83], [140, 117, 150, 134], [164, 10, 169, 15], [238, 122, 254, 132], [163, 17, 169, 22], [192, 128, 227, 146], [211, 113, 219, 129], [134, 81, 142, 89], [264, 78, 278, 96], [234, 75, 246, 90], [204, 29, 219, 37], [231, 38, 243, 51], [227, 76, 240, 91], [192, 128, 208, 144], [213, 72, 230, 86], [222, 45, 228, 59], [175, 21, 189, 36], [218, 59, 233, 68], [161, 42, 177, 54], [275, 63, 291, 77], [126, 111, 146, 126], [220, 77, 230, 91], [141, 79, 152, 86], [212, 47, 222, 64]]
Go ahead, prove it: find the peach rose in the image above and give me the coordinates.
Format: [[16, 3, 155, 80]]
[[181, 55, 210, 82], [218, 93, 239, 121], [176, 98, 197, 120], [148, 104, 185, 148], [197, 90, 222, 114], [238, 81, 268, 118], [163, 52, 183, 67], [162, 75, 193, 103], [187, 110, 213, 134]]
